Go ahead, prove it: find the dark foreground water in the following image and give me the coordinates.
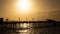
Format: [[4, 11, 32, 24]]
[[0, 23, 60, 34]]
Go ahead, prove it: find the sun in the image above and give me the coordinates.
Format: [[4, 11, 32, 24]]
[[16, 0, 31, 14]]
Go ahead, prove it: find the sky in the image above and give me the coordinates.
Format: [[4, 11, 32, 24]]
[[0, 0, 60, 21]]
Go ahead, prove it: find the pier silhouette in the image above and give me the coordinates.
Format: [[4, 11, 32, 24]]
[[0, 18, 60, 34]]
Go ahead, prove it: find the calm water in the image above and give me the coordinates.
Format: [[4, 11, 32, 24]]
[[0, 23, 60, 34]]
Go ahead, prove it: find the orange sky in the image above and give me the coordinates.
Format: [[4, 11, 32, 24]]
[[0, 0, 60, 21]]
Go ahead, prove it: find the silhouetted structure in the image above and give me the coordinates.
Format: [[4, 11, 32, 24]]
[[0, 18, 60, 34], [6, 18, 8, 22], [0, 18, 3, 24], [46, 19, 56, 23]]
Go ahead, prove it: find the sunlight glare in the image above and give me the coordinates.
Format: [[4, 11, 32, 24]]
[[16, 0, 31, 14]]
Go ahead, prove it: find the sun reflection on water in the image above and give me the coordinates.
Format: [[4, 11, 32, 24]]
[[18, 29, 28, 32], [16, 23, 33, 34], [20, 23, 33, 28], [16, 29, 31, 34]]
